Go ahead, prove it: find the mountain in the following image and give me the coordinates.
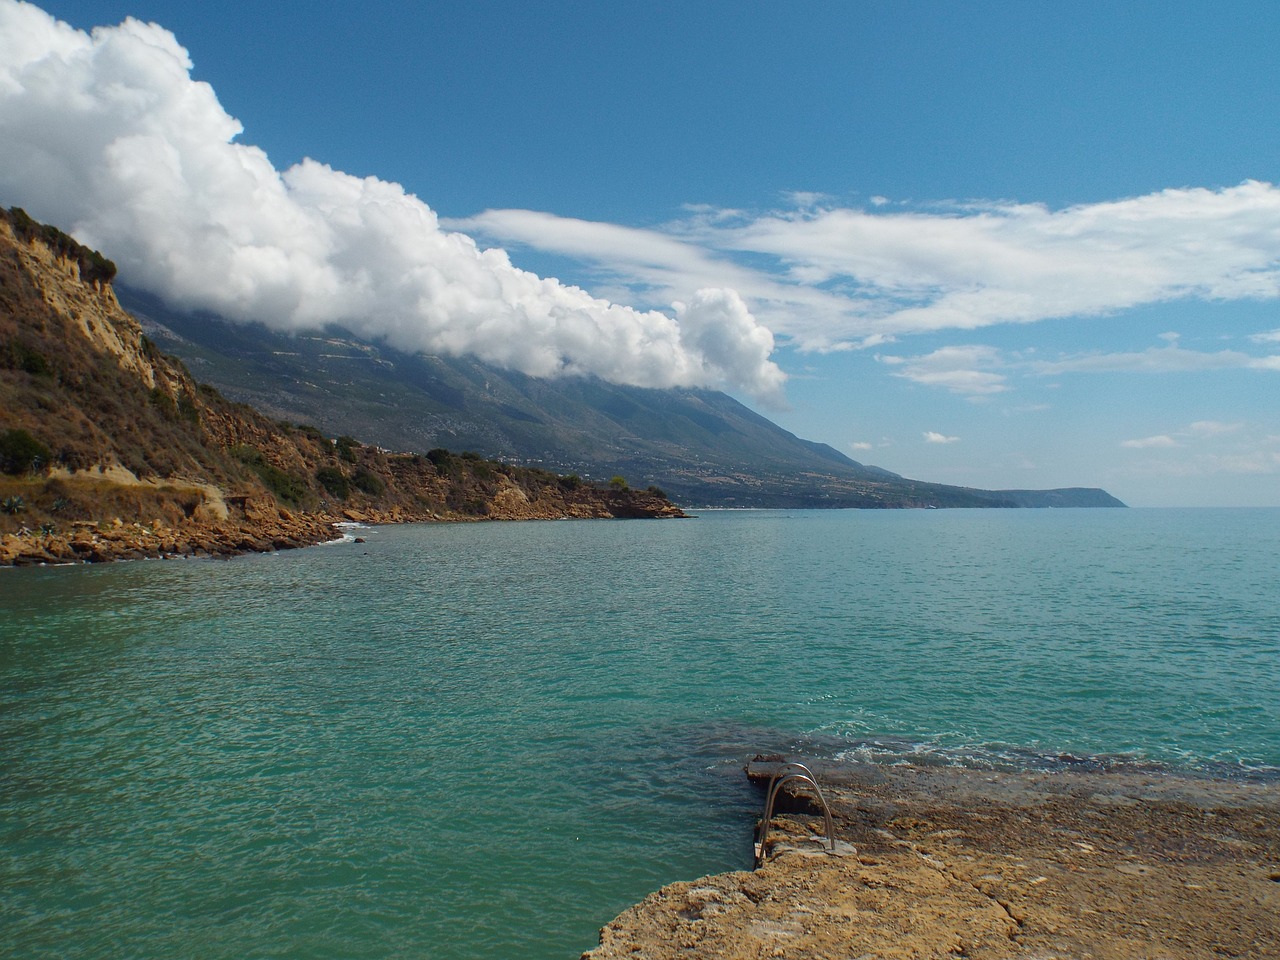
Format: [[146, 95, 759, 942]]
[[117, 287, 1125, 509], [0, 209, 684, 565]]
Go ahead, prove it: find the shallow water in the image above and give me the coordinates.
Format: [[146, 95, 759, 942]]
[[2, 508, 1277, 958]]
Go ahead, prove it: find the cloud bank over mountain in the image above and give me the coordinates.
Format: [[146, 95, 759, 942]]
[[0, 1, 785, 403]]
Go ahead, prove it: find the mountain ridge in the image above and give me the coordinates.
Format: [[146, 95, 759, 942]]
[[118, 286, 1125, 509]]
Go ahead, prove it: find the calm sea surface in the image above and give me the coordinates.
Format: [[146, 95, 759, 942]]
[[2, 508, 1277, 959]]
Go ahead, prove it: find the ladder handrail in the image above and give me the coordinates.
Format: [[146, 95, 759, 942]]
[[756, 763, 837, 864], [765, 763, 835, 837]]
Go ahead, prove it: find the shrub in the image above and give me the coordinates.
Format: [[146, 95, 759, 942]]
[[316, 465, 351, 499], [230, 445, 265, 467], [609, 475, 629, 491], [149, 387, 179, 419], [176, 391, 200, 425], [2, 496, 25, 515], [336, 435, 361, 463], [230, 445, 308, 506], [256, 463, 308, 506], [1, 339, 52, 376], [427, 448, 457, 475], [351, 468, 385, 496], [0, 429, 51, 474], [461, 496, 489, 516], [646, 485, 667, 499]]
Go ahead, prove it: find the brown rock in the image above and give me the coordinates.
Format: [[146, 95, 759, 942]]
[[584, 763, 1280, 960]]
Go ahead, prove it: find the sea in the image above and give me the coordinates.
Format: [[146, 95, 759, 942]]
[[2, 508, 1277, 959]]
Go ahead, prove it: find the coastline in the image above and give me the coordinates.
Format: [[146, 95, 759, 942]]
[[0, 494, 688, 567], [584, 758, 1280, 959]]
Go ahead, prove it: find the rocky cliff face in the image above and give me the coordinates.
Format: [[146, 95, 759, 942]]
[[0, 210, 684, 566]]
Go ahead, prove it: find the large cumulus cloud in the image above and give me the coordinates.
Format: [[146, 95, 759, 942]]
[[0, 1, 785, 402]]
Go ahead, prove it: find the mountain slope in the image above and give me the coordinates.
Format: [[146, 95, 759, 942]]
[[118, 288, 1124, 508], [0, 210, 685, 565]]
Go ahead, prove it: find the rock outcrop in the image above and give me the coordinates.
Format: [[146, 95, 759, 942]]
[[584, 761, 1280, 960]]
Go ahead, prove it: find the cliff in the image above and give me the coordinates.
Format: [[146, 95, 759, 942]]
[[0, 209, 684, 566]]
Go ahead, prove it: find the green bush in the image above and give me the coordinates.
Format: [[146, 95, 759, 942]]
[[351, 468, 385, 496], [230, 445, 308, 506], [1, 339, 52, 376], [256, 463, 308, 506], [609, 475, 629, 491], [177, 391, 200, 425], [335, 435, 361, 462], [427, 448, 457, 475], [316, 466, 351, 499], [230, 444, 266, 469], [0, 429, 51, 474], [149, 387, 178, 419]]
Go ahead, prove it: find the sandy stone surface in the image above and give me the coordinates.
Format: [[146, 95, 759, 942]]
[[584, 761, 1280, 959]]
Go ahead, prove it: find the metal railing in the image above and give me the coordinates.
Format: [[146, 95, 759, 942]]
[[754, 760, 837, 865]]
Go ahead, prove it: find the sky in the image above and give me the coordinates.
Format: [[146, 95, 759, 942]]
[[2, 1, 1279, 506]]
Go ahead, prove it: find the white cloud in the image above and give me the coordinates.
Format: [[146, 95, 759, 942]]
[[1189, 420, 1244, 436], [784, 191, 830, 208], [1119, 422, 1280, 475], [1029, 342, 1280, 375], [924, 431, 960, 444], [867, 336, 1279, 401], [0, 2, 784, 401], [849, 441, 872, 451], [1121, 435, 1179, 449], [464, 185, 1280, 352], [452, 207, 858, 350], [1249, 328, 1280, 343], [672, 288, 785, 404], [1119, 448, 1280, 478], [878, 345, 1009, 395], [1213, 452, 1280, 474], [695, 185, 1280, 341]]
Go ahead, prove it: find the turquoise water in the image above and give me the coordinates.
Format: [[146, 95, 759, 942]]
[[2, 508, 1278, 959]]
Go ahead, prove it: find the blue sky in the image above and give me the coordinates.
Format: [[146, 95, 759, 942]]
[[4, 1, 1280, 506]]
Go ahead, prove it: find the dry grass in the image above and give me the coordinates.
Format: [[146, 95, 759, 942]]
[[0, 475, 205, 535]]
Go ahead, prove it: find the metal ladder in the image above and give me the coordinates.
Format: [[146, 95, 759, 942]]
[[754, 760, 837, 865]]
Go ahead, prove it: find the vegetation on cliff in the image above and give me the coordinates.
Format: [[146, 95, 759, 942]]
[[0, 211, 684, 565], [4, 207, 117, 286]]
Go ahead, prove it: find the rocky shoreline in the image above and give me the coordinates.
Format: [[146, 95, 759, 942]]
[[0, 488, 687, 567], [584, 758, 1280, 959]]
